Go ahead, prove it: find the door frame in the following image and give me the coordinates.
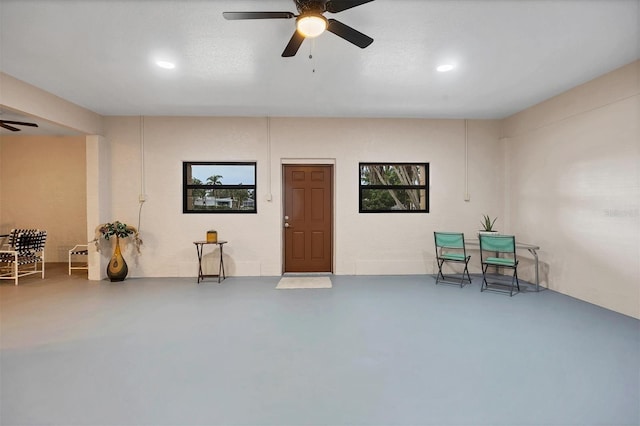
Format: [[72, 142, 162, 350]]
[[281, 159, 335, 274]]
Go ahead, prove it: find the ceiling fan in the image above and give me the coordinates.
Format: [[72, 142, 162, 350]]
[[0, 120, 39, 132], [223, 0, 375, 57]]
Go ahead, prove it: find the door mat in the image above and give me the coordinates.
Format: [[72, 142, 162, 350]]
[[276, 276, 332, 289]]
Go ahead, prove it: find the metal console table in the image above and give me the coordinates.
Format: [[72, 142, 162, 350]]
[[193, 240, 227, 283]]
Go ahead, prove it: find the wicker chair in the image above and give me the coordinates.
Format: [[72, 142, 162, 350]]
[[0, 230, 47, 285]]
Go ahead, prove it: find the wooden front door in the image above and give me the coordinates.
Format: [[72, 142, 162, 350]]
[[283, 165, 333, 273]]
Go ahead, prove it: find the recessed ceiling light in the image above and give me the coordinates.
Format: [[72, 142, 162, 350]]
[[156, 60, 176, 69], [437, 64, 455, 72]]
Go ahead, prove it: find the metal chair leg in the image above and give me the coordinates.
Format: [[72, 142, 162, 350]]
[[435, 259, 446, 285], [481, 263, 489, 292], [461, 261, 472, 287], [508, 267, 521, 296]]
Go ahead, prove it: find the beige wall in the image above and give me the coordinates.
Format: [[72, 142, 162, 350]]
[[502, 61, 640, 319], [0, 135, 88, 262], [103, 116, 504, 278]]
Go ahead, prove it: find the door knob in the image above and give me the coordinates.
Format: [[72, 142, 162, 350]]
[[284, 223, 290, 228], [284, 215, 289, 220]]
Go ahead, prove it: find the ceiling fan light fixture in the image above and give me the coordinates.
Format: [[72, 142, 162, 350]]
[[296, 14, 328, 38]]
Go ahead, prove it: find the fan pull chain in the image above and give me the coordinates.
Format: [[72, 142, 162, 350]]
[[309, 39, 317, 73]]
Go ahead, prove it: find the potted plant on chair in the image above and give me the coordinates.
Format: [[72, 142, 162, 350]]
[[93, 221, 142, 282]]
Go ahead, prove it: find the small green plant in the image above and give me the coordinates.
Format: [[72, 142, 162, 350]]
[[480, 215, 498, 232]]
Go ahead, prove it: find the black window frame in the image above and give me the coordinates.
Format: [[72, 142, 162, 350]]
[[359, 162, 430, 213], [183, 161, 257, 214]]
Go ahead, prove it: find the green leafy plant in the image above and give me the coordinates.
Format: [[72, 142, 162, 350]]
[[93, 221, 142, 253], [480, 215, 498, 232]]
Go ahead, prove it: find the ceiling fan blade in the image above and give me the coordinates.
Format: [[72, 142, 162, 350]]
[[327, 19, 373, 48], [0, 120, 38, 127], [0, 123, 20, 131], [282, 31, 305, 57], [326, 0, 375, 13], [223, 11, 295, 20]]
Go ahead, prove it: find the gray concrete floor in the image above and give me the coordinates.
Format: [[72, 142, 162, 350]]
[[1, 264, 639, 426]]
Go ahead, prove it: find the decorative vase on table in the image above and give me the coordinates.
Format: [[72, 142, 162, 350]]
[[107, 237, 128, 282]]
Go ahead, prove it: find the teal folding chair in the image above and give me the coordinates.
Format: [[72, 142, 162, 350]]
[[479, 234, 520, 296], [433, 232, 471, 287]]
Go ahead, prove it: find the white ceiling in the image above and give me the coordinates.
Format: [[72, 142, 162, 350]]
[[0, 0, 638, 130]]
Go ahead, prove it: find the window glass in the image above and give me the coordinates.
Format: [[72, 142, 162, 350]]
[[359, 163, 429, 212], [189, 164, 255, 185], [183, 162, 256, 213]]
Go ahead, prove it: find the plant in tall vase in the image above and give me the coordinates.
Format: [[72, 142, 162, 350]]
[[480, 214, 498, 234], [93, 221, 143, 282]]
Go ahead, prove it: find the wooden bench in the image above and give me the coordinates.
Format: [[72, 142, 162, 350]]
[[0, 230, 47, 285]]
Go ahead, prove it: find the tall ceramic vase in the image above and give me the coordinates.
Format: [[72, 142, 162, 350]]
[[107, 237, 128, 282]]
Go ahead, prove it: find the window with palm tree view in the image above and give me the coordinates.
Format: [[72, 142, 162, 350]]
[[183, 162, 256, 213], [359, 163, 429, 213]]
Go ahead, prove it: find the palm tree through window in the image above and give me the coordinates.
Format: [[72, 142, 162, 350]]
[[183, 162, 257, 213]]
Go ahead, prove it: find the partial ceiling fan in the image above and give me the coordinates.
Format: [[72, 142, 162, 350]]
[[223, 0, 375, 57], [0, 120, 38, 132]]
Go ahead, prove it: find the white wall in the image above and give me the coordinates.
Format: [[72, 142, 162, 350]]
[[502, 61, 640, 319], [86, 135, 111, 280], [103, 116, 503, 279]]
